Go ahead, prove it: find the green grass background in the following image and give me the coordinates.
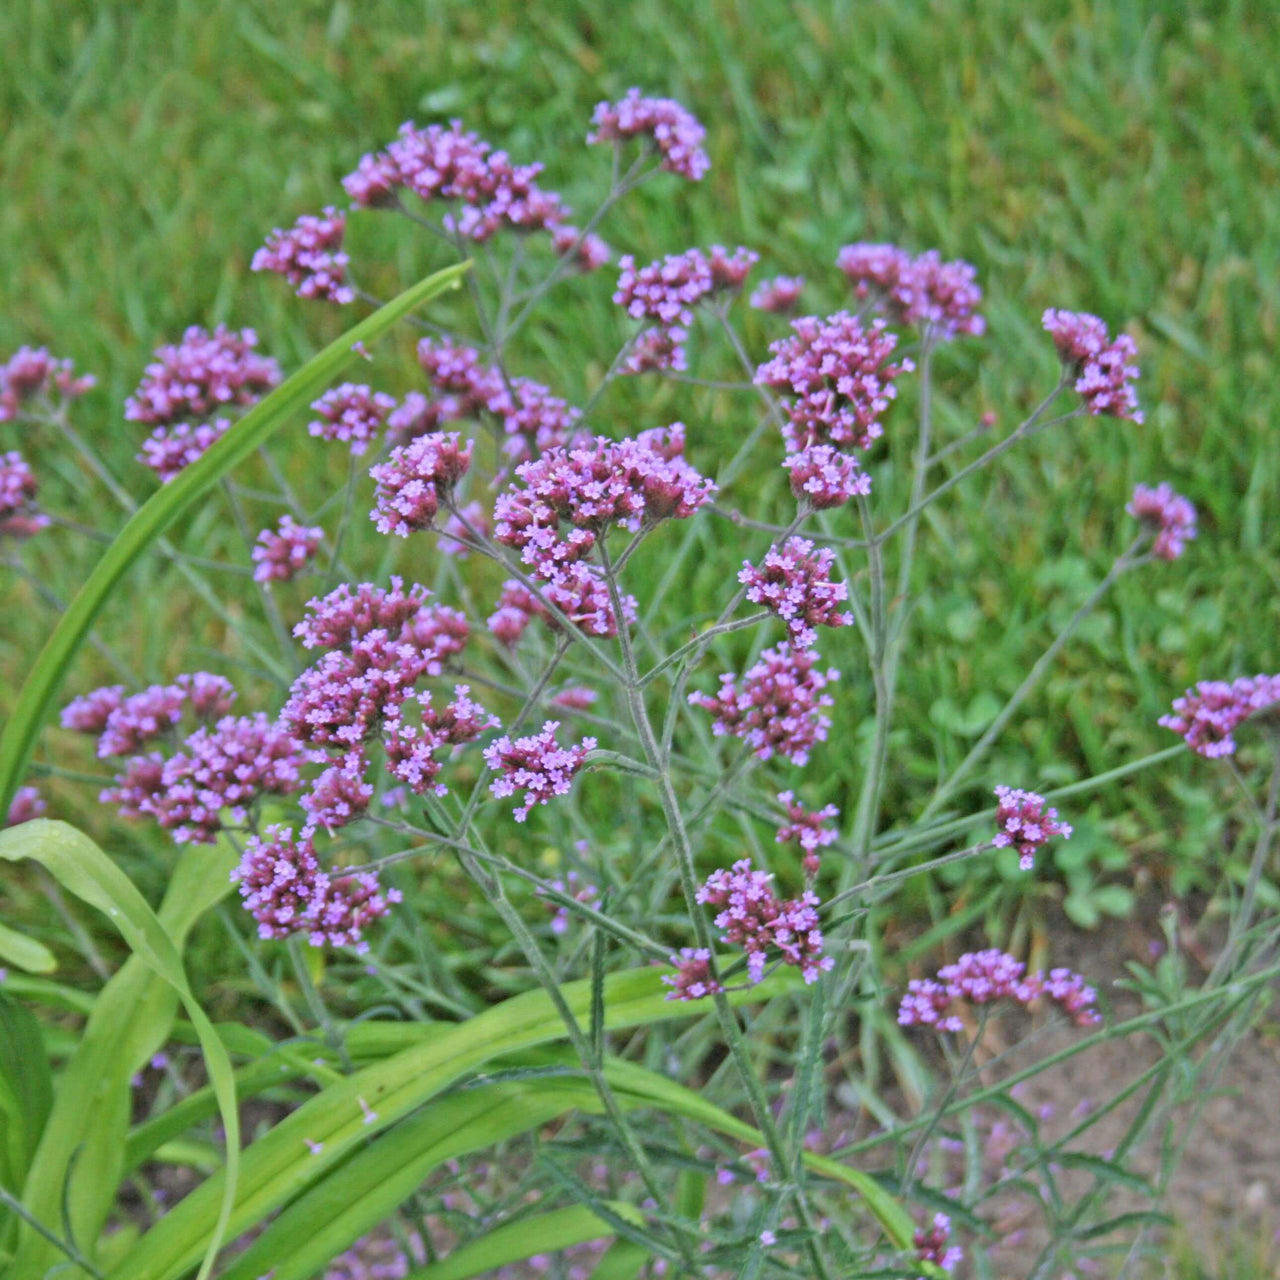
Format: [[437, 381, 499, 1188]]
[[3, 0, 1279, 903]]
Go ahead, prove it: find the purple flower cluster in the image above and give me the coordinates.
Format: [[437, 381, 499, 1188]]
[[231, 824, 400, 952], [898, 949, 1099, 1031], [783, 443, 871, 509], [540, 870, 599, 934], [739, 535, 852, 648], [0, 346, 95, 421], [0, 451, 49, 539], [1127, 482, 1197, 561], [5, 787, 46, 827], [1042, 309, 1143, 423], [623, 327, 688, 375], [493, 426, 716, 585], [587, 89, 710, 181], [252, 515, 324, 583], [383, 686, 498, 796], [484, 720, 595, 822], [137, 419, 230, 484], [697, 858, 834, 984], [550, 223, 612, 273], [1159, 675, 1280, 758], [103, 714, 306, 845], [837, 243, 985, 339], [992, 786, 1072, 871], [299, 754, 374, 834], [308, 384, 396, 456], [293, 578, 431, 650], [61, 684, 126, 734], [487, 566, 636, 645], [749, 275, 805, 314], [92, 683, 188, 757], [125, 326, 280, 427], [756, 312, 913, 453], [369, 432, 473, 536], [775, 791, 839, 876], [913, 1213, 963, 1275], [252, 207, 354, 305], [663, 947, 723, 1002], [343, 120, 567, 242], [689, 644, 839, 766]]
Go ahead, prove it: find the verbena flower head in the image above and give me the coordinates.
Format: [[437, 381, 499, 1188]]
[[698, 858, 834, 984], [1042, 309, 1143, 423], [145, 714, 306, 844], [486, 377, 582, 460], [96, 683, 187, 757], [61, 684, 126, 734], [484, 720, 596, 822], [415, 337, 503, 417], [492, 430, 716, 583], [750, 275, 806, 314], [1127, 482, 1197, 561], [755, 312, 913, 452], [739, 535, 853, 648], [294, 578, 432, 650], [551, 223, 611, 272], [784, 444, 871, 508], [370, 432, 473, 537], [126, 326, 280, 426], [344, 120, 567, 242], [299, 752, 374, 834], [1159, 674, 1280, 758], [137, 419, 231, 483], [898, 949, 1099, 1031], [0, 451, 49, 538], [308, 383, 396, 456], [382, 685, 497, 796], [614, 250, 715, 328], [100, 753, 166, 819], [838, 244, 985, 339], [0, 346, 95, 421], [252, 515, 323, 583], [706, 244, 759, 291], [689, 643, 839, 766], [776, 790, 840, 875], [5, 787, 46, 827], [992, 785, 1072, 870], [622, 326, 688, 375], [587, 89, 710, 181], [663, 948, 723, 1002], [540, 870, 599, 935], [176, 672, 237, 720], [252, 207, 354, 304], [487, 565, 636, 645], [913, 1213, 963, 1275]]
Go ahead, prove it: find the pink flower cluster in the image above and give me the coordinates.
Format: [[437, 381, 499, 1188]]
[[551, 223, 612, 273], [739, 536, 852, 648], [343, 120, 567, 242], [102, 714, 306, 844], [775, 791, 839, 876], [783, 443, 871, 509], [756, 312, 913, 453], [837, 243, 985, 339], [308, 384, 396, 456], [383, 686, 498, 796], [898, 949, 1099, 1031], [1127, 482, 1197, 561], [293, 578, 433, 650], [750, 275, 805, 314], [0, 451, 49, 538], [370, 432, 472, 536], [493, 426, 716, 584], [299, 754, 374, 834], [5, 787, 46, 827], [138, 419, 230, 483], [1159, 674, 1280, 758], [125, 325, 280, 426], [1042, 309, 1143, 423], [232, 825, 400, 952], [89, 683, 187, 757], [663, 947, 723, 1002], [484, 720, 595, 822], [487, 566, 636, 645], [697, 858, 834, 984], [992, 786, 1072, 871], [689, 644, 839, 766], [252, 207, 354, 305], [540, 870, 600, 934], [252, 515, 323, 583], [913, 1213, 963, 1275], [0, 346, 95, 421], [588, 89, 710, 181]]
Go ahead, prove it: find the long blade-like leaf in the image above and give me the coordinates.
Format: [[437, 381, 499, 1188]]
[[0, 261, 470, 814], [0, 820, 238, 1280]]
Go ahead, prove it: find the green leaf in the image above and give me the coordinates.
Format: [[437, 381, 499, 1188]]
[[0, 992, 53, 1227], [0, 821, 238, 1280], [0, 262, 471, 816], [0, 924, 56, 976]]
